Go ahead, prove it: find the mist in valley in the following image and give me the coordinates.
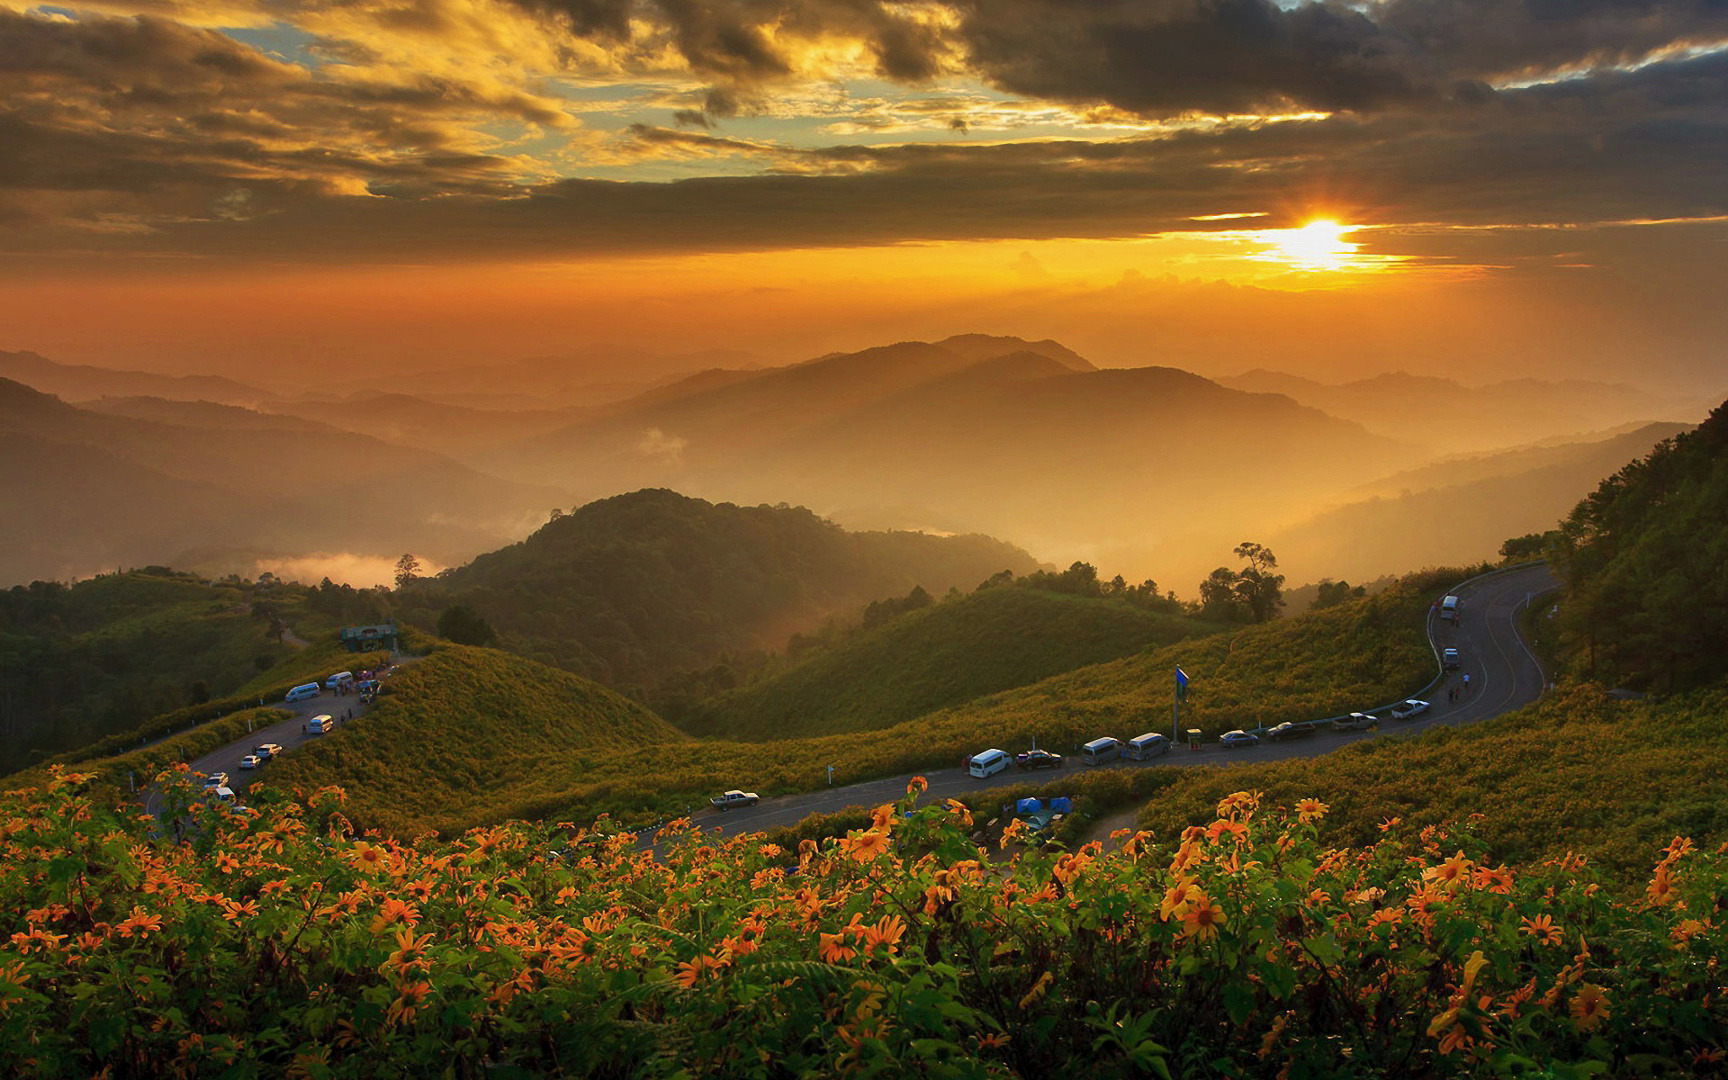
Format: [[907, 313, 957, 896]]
[[1, 337, 1708, 598]]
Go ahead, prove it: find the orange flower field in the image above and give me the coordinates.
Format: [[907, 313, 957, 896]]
[[2, 766, 1724, 1078]]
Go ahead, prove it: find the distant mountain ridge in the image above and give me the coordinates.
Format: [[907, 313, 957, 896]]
[[489, 335, 1414, 588], [0, 378, 562, 586], [1269, 421, 1693, 581], [1218, 368, 1687, 454], [0, 350, 275, 406]]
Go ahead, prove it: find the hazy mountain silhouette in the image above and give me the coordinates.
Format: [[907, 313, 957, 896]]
[[0, 380, 563, 585], [0, 350, 274, 406], [492, 336, 1414, 587], [1218, 369, 1682, 453], [258, 393, 582, 457], [326, 346, 769, 410], [1269, 422, 1693, 581]]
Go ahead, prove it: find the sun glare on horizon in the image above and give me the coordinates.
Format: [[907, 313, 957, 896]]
[[1262, 219, 1359, 270]]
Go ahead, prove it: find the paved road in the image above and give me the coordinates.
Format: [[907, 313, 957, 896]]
[[672, 562, 1558, 841], [151, 665, 400, 813]]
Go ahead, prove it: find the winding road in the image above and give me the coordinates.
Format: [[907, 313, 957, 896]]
[[162, 564, 1556, 836], [676, 562, 1558, 840]]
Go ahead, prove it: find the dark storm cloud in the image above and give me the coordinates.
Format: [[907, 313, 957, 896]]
[[951, 0, 1428, 115], [504, 0, 1728, 121]]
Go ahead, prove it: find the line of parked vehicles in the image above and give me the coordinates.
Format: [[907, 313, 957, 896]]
[[708, 603, 1466, 810], [199, 741, 285, 802], [970, 686, 1442, 767]]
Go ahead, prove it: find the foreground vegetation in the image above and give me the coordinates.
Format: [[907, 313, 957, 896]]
[[1133, 682, 1728, 878], [3, 769, 1722, 1078]]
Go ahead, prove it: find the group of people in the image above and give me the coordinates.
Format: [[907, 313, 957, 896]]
[[1447, 673, 1471, 703]]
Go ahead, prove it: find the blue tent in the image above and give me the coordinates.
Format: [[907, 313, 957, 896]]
[[1049, 796, 1073, 814], [1016, 797, 1042, 814]]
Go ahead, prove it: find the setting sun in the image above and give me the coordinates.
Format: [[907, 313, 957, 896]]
[[1263, 220, 1358, 270]]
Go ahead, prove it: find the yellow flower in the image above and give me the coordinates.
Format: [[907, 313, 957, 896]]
[[1180, 895, 1227, 942], [1017, 971, 1054, 1009], [1160, 879, 1198, 921], [861, 915, 907, 956], [1647, 865, 1680, 907], [1423, 850, 1474, 889], [842, 828, 892, 862], [818, 932, 857, 964], [906, 776, 929, 794], [1570, 983, 1610, 1031], [1294, 798, 1328, 824], [1472, 864, 1515, 894], [1519, 914, 1564, 946]]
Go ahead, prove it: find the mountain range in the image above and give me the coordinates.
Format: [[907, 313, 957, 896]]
[[1267, 422, 1692, 580], [0, 379, 560, 584], [0, 334, 1696, 591]]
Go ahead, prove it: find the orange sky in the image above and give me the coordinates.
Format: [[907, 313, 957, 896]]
[[3, 0, 1727, 394]]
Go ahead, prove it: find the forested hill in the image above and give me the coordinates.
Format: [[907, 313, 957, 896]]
[[1548, 397, 1728, 691], [394, 489, 1044, 694]]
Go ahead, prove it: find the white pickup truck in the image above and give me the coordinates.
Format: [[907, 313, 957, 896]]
[[710, 789, 760, 810]]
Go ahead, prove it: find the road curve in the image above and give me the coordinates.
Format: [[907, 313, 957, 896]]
[[675, 562, 1559, 841]]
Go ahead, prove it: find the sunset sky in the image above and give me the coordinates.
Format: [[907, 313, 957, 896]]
[[5, 0, 1727, 393]]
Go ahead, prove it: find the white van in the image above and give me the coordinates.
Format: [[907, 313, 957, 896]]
[[967, 748, 1011, 778], [285, 682, 320, 702], [307, 714, 334, 734], [1441, 595, 1460, 621], [1124, 732, 1171, 760], [1082, 737, 1123, 765], [325, 671, 355, 690]]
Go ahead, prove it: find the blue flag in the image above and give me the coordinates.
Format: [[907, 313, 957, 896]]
[[1175, 667, 1189, 703]]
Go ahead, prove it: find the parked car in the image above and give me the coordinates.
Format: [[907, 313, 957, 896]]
[[203, 772, 229, 788], [1331, 712, 1379, 732], [239, 754, 263, 770], [254, 743, 283, 760], [1016, 749, 1064, 770], [1125, 732, 1172, 759], [1442, 648, 1461, 671], [1219, 730, 1260, 749], [1266, 720, 1321, 741], [1390, 699, 1430, 720], [710, 790, 760, 810]]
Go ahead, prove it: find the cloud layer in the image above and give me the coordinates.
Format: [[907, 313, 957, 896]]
[[1, 0, 1725, 267]]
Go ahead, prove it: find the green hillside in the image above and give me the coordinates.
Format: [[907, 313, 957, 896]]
[[684, 585, 1218, 740], [0, 569, 298, 773], [1131, 682, 1728, 877], [1549, 398, 1728, 691], [258, 644, 687, 834], [392, 488, 1044, 694], [248, 573, 1442, 833]]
